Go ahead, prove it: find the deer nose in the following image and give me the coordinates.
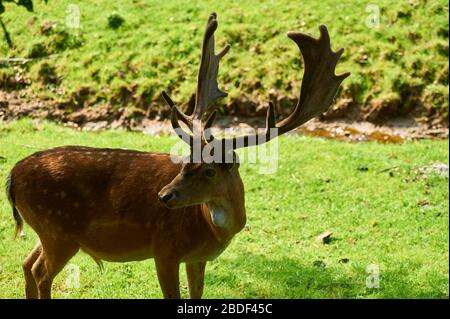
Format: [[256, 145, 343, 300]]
[[158, 192, 174, 204]]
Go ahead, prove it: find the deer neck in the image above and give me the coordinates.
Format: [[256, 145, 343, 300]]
[[202, 187, 246, 242]]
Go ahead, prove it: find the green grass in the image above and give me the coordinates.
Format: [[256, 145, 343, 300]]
[[0, 0, 448, 120], [0, 119, 448, 298]]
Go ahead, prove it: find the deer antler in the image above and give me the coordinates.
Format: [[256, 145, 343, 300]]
[[162, 12, 230, 146], [195, 13, 230, 119], [163, 16, 350, 155], [212, 25, 350, 150]]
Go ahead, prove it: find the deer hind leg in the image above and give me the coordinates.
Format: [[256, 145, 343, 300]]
[[22, 241, 42, 299], [154, 258, 181, 299], [31, 239, 79, 299], [186, 261, 206, 299]]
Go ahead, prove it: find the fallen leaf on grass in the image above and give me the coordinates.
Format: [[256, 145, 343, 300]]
[[417, 199, 430, 207], [316, 231, 333, 244]]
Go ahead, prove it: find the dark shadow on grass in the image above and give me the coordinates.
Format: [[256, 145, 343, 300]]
[[205, 253, 448, 298]]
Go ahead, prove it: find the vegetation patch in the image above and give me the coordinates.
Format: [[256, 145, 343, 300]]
[[0, 119, 448, 298], [0, 1, 448, 126]]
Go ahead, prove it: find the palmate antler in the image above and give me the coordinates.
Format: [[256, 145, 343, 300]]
[[213, 25, 351, 150], [162, 13, 350, 158], [162, 12, 229, 145]]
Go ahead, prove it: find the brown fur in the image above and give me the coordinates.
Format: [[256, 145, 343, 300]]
[[10, 146, 246, 299]]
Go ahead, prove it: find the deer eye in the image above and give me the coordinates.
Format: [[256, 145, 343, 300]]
[[205, 168, 216, 178]]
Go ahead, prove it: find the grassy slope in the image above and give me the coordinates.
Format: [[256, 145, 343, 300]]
[[0, 119, 448, 298], [0, 0, 448, 119]]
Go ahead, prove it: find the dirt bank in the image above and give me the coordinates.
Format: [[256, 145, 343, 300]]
[[0, 90, 448, 143]]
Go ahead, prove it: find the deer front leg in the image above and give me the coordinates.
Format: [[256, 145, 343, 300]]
[[186, 261, 206, 299], [155, 258, 181, 299]]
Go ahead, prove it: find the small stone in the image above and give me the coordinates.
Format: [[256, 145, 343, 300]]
[[83, 121, 108, 131]]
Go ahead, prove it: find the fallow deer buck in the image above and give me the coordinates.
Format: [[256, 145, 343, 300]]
[[7, 13, 349, 299]]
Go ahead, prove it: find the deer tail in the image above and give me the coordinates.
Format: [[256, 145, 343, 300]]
[[6, 172, 24, 239]]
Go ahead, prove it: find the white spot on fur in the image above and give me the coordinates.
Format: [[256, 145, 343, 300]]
[[210, 206, 226, 228]]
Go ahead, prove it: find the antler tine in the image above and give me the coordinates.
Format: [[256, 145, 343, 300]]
[[194, 12, 230, 120], [162, 91, 193, 130], [162, 13, 230, 147], [209, 101, 276, 150], [170, 105, 193, 146], [216, 24, 349, 151]]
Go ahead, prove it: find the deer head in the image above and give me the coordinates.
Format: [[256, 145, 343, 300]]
[[158, 13, 350, 215]]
